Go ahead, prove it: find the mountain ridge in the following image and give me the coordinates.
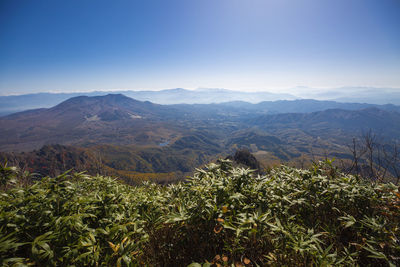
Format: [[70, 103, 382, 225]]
[[0, 94, 189, 152], [0, 88, 297, 116], [2, 93, 400, 182], [1, 93, 400, 153]]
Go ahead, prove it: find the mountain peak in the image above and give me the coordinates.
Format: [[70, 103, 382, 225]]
[[54, 93, 140, 109], [97, 93, 138, 104], [101, 93, 130, 99]]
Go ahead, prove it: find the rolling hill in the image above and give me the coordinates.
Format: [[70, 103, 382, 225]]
[[1, 93, 400, 182], [250, 107, 400, 140]]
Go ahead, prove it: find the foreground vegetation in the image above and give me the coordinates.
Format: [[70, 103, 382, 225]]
[[0, 160, 399, 266]]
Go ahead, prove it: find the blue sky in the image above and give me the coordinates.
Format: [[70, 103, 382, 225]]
[[0, 0, 399, 95]]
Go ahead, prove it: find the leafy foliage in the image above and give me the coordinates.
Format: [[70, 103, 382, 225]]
[[0, 143, 217, 184], [0, 160, 399, 266]]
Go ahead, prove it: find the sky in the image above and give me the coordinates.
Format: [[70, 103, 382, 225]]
[[0, 0, 399, 95]]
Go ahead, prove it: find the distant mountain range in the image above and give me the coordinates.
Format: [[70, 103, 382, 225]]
[[290, 86, 400, 105], [1, 86, 399, 116], [2, 87, 400, 117], [192, 99, 400, 115], [251, 107, 400, 140], [1, 93, 400, 181], [0, 88, 297, 116], [1, 93, 400, 151]]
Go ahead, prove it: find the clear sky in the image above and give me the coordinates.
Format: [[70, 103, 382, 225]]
[[0, 0, 399, 95]]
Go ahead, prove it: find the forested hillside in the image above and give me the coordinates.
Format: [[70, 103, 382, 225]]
[[1, 94, 400, 184]]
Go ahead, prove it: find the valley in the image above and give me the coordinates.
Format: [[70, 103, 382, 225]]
[[1, 93, 400, 184]]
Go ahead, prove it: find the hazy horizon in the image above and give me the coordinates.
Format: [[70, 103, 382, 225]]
[[1, 86, 400, 99]]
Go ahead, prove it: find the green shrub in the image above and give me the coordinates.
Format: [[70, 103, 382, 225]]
[[0, 160, 399, 266]]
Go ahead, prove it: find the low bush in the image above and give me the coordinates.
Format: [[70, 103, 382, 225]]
[[0, 160, 399, 266]]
